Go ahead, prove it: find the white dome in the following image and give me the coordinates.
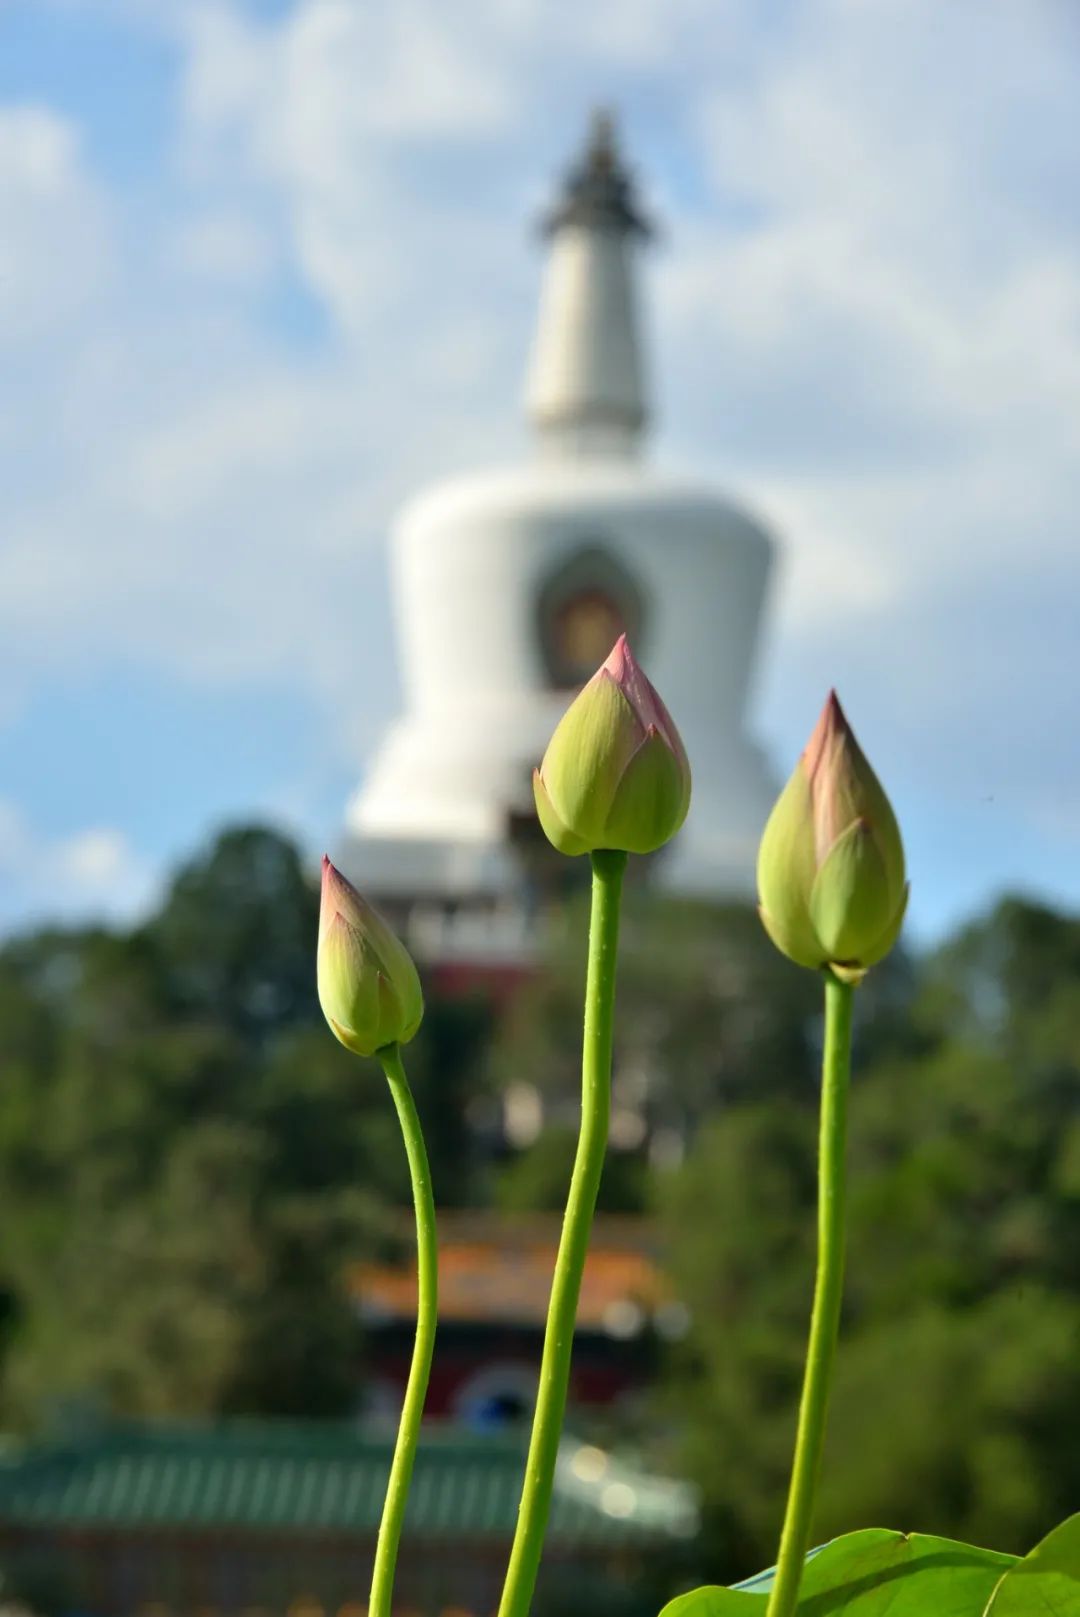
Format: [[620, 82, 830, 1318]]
[[348, 458, 776, 896]]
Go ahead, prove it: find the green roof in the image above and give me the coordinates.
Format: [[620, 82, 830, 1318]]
[[0, 1421, 698, 1548]]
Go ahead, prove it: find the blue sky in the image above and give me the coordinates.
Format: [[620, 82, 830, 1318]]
[[1, 0, 1080, 944]]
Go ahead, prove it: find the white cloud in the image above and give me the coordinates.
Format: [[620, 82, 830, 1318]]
[[0, 105, 112, 343], [176, 0, 522, 332], [633, 0, 1080, 847], [0, 801, 158, 929], [172, 211, 276, 284]]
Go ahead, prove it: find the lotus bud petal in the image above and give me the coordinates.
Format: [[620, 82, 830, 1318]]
[[533, 635, 692, 857], [757, 692, 908, 980], [317, 856, 423, 1056]]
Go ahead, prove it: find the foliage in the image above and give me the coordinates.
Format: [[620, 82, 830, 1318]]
[[495, 1124, 650, 1213], [661, 1515, 1080, 1615], [663, 1528, 1017, 1615], [144, 826, 321, 1040], [2, 823, 1080, 1601], [659, 897, 1080, 1582], [0, 826, 481, 1425], [489, 889, 825, 1139]]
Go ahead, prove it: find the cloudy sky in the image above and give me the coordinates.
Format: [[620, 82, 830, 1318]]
[[1, 0, 1079, 942]]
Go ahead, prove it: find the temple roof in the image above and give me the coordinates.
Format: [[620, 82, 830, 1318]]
[[0, 1420, 698, 1543], [352, 1213, 672, 1333]]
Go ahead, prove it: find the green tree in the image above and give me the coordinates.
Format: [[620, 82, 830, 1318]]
[[0, 827, 382, 1425], [146, 825, 321, 1040], [495, 1125, 649, 1213], [660, 895, 1080, 1582], [491, 894, 825, 1155]]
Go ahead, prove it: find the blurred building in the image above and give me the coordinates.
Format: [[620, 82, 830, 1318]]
[[353, 1214, 684, 1426], [0, 1419, 698, 1617], [340, 112, 777, 965]]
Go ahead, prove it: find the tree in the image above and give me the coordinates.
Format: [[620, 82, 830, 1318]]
[[0, 828, 379, 1425], [495, 1126, 650, 1213], [490, 893, 824, 1159], [145, 825, 321, 1041], [659, 895, 1080, 1582]]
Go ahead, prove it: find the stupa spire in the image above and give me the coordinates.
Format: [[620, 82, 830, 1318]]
[[526, 109, 653, 461], [542, 108, 653, 238]]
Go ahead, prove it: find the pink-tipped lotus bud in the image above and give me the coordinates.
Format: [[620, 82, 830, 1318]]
[[756, 692, 908, 981], [533, 635, 692, 857], [317, 857, 423, 1056]]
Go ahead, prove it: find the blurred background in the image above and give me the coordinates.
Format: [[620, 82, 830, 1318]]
[[2, 2, 1080, 1615]]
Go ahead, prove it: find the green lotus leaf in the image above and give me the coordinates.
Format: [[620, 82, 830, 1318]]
[[659, 1528, 1018, 1616], [984, 1511, 1080, 1614]]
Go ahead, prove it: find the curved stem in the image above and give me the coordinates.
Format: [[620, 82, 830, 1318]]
[[498, 848, 627, 1617], [370, 1044, 438, 1617], [765, 972, 854, 1617]]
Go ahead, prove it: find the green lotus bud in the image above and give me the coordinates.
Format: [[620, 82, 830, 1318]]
[[533, 634, 692, 857], [757, 691, 908, 981], [317, 856, 423, 1055]]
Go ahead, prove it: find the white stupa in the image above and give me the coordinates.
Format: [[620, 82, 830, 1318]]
[[343, 113, 776, 935]]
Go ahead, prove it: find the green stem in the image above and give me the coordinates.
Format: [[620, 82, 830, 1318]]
[[370, 1044, 438, 1617], [498, 848, 627, 1617], [765, 972, 854, 1617]]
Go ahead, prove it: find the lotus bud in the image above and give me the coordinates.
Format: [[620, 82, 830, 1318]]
[[533, 635, 692, 857], [317, 856, 423, 1056], [757, 692, 908, 982]]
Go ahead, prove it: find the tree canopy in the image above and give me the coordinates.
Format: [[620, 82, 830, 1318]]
[[0, 827, 1078, 1590], [659, 896, 1080, 1580]]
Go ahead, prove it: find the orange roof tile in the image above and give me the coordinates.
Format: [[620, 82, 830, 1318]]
[[351, 1214, 671, 1331]]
